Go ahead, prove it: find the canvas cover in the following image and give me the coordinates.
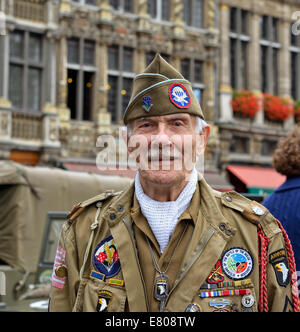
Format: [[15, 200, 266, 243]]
[[0, 161, 132, 273]]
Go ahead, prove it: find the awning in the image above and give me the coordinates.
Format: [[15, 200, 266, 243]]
[[227, 165, 286, 195], [64, 162, 233, 192]]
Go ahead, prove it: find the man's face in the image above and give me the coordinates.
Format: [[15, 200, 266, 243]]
[[125, 113, 209, 186]]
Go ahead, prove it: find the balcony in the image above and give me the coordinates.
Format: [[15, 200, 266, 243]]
[[3, 0, 46, 23], [0, 109, 60, 151]]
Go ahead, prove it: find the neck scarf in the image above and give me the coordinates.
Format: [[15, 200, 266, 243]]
[[135, 169, 198, 253]]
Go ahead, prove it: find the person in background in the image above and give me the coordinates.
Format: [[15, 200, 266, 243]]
[[263, 126, 300, 271]]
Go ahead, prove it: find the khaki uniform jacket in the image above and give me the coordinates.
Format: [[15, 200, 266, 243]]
[[49, 175, 299, 312]]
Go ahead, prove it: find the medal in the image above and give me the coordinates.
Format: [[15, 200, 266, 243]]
[[154, 274, 169, 311]]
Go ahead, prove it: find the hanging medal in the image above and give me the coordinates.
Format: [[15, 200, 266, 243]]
[[154, 274, 169, 312]]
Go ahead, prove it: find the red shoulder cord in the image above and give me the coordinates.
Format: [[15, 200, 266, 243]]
[[258, 220, 300, 312]]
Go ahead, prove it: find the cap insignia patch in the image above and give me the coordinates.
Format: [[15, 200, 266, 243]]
[[142, 96, 153, 112], [169, 83, 191, 109]]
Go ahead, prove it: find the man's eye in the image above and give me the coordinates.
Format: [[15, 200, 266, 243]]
[[173, 121, 183, 127], [140, 123, 151, 128]]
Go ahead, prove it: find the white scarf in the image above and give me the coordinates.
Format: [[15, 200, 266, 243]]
[[135, 169, 198, 253]]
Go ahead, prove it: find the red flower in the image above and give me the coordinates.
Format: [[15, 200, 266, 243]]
[[264, 94, 294, 122], [231, 90, 260, 119]]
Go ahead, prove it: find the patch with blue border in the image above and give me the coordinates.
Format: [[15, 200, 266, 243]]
[[93, 235, 121, 279], [169, 83, 191, 109]]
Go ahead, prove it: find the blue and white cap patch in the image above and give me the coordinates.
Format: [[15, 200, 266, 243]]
[[169, 83, 191, 109], [93, 235, 121, 278]]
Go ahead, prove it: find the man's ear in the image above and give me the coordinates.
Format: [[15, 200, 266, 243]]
[[196, 125, 210, 156]]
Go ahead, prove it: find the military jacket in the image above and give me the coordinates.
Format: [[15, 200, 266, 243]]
[[49, 175, 299, 312]]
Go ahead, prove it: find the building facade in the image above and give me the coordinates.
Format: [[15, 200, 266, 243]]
[[218, 0, 300, 169], [0, 0, 219, 169], [0, 0, 299, 191]]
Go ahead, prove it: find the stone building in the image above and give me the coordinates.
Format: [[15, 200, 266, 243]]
[[0, 0, 299, 193], [0, 0, 219, 169], [218, 0, 300, 194]]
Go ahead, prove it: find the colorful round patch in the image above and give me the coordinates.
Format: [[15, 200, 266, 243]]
[[169, 83, 191, 109], [185, 303, 202, 312], [93, 235, 121, 278], [221, 247, 253, 280]]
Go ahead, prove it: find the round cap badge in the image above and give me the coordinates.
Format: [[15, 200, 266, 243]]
[[221, 247, 253, 280], [169, 83, 191, 109]]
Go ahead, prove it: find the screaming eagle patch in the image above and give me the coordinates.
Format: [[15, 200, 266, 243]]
[[269, 249, 291, 287], [93, 235, 121, 278]]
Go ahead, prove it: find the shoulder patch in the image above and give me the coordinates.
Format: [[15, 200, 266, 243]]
[[67, 190, 121, 222]]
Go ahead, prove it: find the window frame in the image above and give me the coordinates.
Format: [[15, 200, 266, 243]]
[[66, 37, 97, 121], [229, 7, 250, 91], [180, 57, 205, 107], [8, 29, 45, 113], [107, 45, 135, 124], [259, 15, 281, 95], [290, 26, 300, 101]]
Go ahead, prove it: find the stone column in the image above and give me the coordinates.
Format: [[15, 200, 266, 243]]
[[171, 0, 185, 38], [96, 42, 111, 133], [248, 12, 264, 126], [56, 36, 70, 125], [219, 4, 232, 122]]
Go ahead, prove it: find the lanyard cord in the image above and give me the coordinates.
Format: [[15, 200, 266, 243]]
[[145, 223, 189, 275]]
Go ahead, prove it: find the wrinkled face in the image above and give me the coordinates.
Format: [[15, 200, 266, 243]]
[[125, 113, 208, 186]]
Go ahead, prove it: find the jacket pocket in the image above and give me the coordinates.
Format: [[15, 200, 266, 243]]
[[81, 278, 127, 312]]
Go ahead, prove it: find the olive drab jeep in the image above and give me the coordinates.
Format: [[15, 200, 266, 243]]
[[0, 161, 132, 311]]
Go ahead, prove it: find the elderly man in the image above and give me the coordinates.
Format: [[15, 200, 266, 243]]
[[49, 55, 299, 312]]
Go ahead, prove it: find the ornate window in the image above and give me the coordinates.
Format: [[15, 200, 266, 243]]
[[147, 0, 170, 21], [182, 0, 204, 29], [107, 45, 134, 123], [67, 38, 97, 121], [229, 7, 250, 91], [9, 30, 44, 112], [260, 15, 280, 95], [180, 58, 205, 107], [290, 25, 300, 100]]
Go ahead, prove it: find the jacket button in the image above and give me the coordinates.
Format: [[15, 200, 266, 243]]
[[219, 223, 226, 232], [226, 229, 233, 236], [117, 205, 124, 212], [110, 213, 116, 220], [226, 196, 232, 202]]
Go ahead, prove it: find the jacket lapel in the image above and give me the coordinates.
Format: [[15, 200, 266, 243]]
[[104, 183, 148, 312], [165, 176, 236, 312]]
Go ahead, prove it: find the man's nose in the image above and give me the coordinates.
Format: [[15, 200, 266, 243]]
[[152, 124, 172, 146]]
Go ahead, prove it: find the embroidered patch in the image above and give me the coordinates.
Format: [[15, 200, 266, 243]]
[[93, 235, 121, 278], [52, 246, 67, 289], [269, 249, 291, 287], [169, 83, 191, 109], [142, 96, 153, 112], [221, 248, 253, 280], [97, 290, 112, 312], [206, 260, 225, 284], [185, 303, 202, 312]]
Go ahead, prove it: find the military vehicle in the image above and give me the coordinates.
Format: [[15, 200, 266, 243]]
[[0, 161, 132, 311]]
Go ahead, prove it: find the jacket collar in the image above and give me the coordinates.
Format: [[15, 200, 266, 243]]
[[275, 176, 300, 193]]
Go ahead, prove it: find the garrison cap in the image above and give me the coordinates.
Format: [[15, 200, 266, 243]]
[[123, 54, 205, 125]]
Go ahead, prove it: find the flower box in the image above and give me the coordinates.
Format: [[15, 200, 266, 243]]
[[231, 90, 260, 119], [263, 94, 294, 122]]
